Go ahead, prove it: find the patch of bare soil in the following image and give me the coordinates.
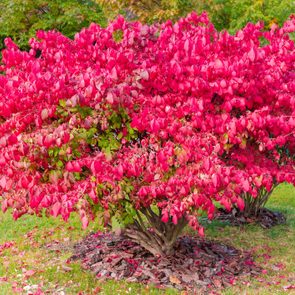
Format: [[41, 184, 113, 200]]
[[70, 232, 261, 292]]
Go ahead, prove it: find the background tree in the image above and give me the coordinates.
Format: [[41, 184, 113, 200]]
[[227, 0, 294, 33], [0, 0, 106, 51], [95, 0, 293, 34], [95, 0, 222, 23]]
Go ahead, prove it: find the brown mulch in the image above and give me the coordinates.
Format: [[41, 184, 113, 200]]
[[216, 207, 286, 228], [70, 232, 261, 292]]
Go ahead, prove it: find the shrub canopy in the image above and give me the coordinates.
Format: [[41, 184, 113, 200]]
[[0, 13, 294, 255]]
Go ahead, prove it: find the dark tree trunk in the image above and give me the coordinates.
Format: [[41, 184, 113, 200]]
[[123, 207, 187, 257], [242, 184, 278, 217]]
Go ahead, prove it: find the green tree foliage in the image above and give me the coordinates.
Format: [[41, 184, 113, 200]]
[[95, 0, 209, 23], [95, 0, 293, 33], [0, 0, 106, 51], [226, 0, 294, 33]]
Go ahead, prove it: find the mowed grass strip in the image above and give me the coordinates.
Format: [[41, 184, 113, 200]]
[[0, 183, 294, 294]]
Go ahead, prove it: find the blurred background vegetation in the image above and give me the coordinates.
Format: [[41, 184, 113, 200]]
[[0, 0, 294, 51], [0, 0, 106, 51], [96, 0, 294, 30]]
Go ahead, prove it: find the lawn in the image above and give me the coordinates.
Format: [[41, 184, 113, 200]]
[[0, 183, 294, 294]]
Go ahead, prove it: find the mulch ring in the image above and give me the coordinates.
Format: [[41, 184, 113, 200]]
[[216, 207, 286, 228], [70, 232, 261, 292]]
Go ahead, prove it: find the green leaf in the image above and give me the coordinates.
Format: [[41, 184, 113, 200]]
[[74, 172, 81, 180], [56, 160, 64, 168], [59, 99, 66, 108]]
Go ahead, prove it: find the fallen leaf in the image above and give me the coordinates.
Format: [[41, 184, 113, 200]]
[[92, 286, 102, 294], [283, 285, 295, 291], [212, 278, 222, 288], [169, 275, 181, 285], [24, 269, 36, 278], [62, 265, 73, 272], [262, 269, 268, 274]]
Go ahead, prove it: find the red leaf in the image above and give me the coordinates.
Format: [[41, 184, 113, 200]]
[[248, 48, 255, 62], [237, 197, 245, 211], [51, 202, 61, 217], [23, 269, 36, 278], [198, 227, 204, 237], [82, 216, 89, 229], [161, 212, 169, 223], [0, 177, 7, 190]]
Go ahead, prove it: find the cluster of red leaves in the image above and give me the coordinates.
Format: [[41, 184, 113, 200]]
[[0, 241, 14, 255], [0, 12, 294, 233]]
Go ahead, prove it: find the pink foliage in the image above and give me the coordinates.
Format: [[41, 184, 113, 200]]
[[0, 12, 294, 233]]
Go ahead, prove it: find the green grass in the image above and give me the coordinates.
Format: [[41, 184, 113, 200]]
[[0, 183, 294, 294], [202, 183, 295, 295]]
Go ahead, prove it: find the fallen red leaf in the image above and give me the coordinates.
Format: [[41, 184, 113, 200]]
[[283, 285, 295, 291], [262, 269, 268, 274], [24, 269, 36, 278], [0, 276, 8, 282]]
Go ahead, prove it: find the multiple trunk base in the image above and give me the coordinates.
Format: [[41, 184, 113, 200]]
[[122, 208, 187, 257], [216, 207, 286, 228], [122, 219, 187, 257], [216, 188, 286, 228]]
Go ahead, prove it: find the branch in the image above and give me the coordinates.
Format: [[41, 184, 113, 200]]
[[140, 207, 168, 242]]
